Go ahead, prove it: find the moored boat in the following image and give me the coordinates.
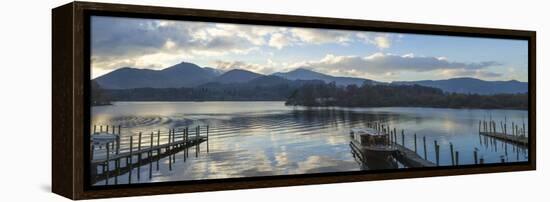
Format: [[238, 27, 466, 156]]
[[349, 128, 398, 169]]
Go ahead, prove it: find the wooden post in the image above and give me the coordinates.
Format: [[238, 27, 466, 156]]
[[105, 142, 110, 185], [501, 156, 505, 163], [401, 129, 405, 147], [184, 127, 187, 162], [137, 132, 142, 181], [478, 120, 481, 133], [100, 125, 103, 133], [172, 129, 176, 163], [128, 135, 133, 183], [168, 129, 172, 171], [207, 125, 210, 153], [474, 150, 478, 164], [450, 143, 455, 166], [423, 136, 427, 160], [115, 158, 119, 185], [414, 133, 417, 154], [434, 141, 439, 166], [479, 157, 484, 164], [196, 126, 200, 158], [93, 125, 97, 134], [106, 125, 109, 134], [156, 130, 160, 171], [149, 132, 153, 179], [455, 151, 460, 165]]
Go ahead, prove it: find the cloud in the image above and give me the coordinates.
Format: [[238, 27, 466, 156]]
[[439, 69, 502, 78], [268, 33, 291, 49], [213, 60, 276, 74], [356, 33, 393, 49], [290, 29, 351, 45], [91, 16, 276, 72], [291, 53, 501, 78]]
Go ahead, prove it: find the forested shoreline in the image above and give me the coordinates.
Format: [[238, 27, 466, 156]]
[[285, 82, 527, 109], [91, 81, 527, 109]]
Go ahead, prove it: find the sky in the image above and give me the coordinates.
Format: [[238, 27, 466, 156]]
[[91, 16, 528, 82]]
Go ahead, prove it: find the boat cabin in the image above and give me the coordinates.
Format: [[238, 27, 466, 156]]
[[350, 128, 389, 146]]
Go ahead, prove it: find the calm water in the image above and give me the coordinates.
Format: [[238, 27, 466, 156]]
[[91, 101, 529, 185]]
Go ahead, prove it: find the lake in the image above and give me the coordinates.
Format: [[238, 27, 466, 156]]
[[91, 101, 529, 185]]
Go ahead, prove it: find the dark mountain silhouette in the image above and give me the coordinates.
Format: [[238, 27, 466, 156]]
[[392, 77, 527, 94], [212, 69, 263, 84], [94, 61, 527, 95], [94, 62, 219, 89], [272, 68, 378, 86]]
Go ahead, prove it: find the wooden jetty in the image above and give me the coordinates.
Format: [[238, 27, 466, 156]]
[[392, 143, 436, 167], [353, 122, 489, 168], [479, 119, 528, 147], [351, 123, 436, 168], [90, 125, 210, 185]]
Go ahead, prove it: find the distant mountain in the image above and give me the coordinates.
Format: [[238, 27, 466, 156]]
[[272, 68, 378, 86], [392, 78, 528, 94], [94, 62, 219, 89], [213, 69, 263, 84], [203, 67, 225, 76]]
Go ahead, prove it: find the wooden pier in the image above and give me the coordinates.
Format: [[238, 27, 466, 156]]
[[479, 119, 527, 147], [90, 125, 210, 185], [392, 143, 436, 167], [352, 122, 489, 168]]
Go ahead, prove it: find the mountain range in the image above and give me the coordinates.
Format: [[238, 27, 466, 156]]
[[94, 61, 527, 95]]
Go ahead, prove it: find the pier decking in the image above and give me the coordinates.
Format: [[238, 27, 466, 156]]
[[90, 125, 210, 185], [392, 143, 436, 167], [479, 132, 528, 146], [479, 119, 528, 147]]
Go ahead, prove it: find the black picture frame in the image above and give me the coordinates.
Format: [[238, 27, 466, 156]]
[[52, 1, 536, 199]]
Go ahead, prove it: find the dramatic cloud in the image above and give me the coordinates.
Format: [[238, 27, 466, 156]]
[[291, 53, 501, 78], [91, 16, 523, 81], [91, 17, 275, 73], [268, 33, 291, 49], [213, 60, 277, 74], [290, 29, 352, 45], [356, 33, 394, 49]]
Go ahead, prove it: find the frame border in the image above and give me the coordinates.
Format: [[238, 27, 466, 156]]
[[52, 1, 536, 199]]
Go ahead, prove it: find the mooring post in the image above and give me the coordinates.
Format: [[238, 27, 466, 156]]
[[434, 140, 439, 166], [137, 132, 142, 180], [389, 130, 393, 143], [172, 128, 178, 163], [450, 143, 455, 166], [401, 129, 405, 147], [414, 133, 417, 154], [474, 149, 478, 164], [105, 142, 110, 185], [196, 126, 200, 158], [501, 156, 505, 163], [423, 136, 427, 160], [184, 127, 188, 161], [478, 120, 481, 133], [156, 130, 160, 171], [207, 125, 210, 153], [128, 135, 133, 183], [479, 157, 484, 164], [149, 132, 153, 179], [106, 125, 109, 134], [168, 129, 172, 171], [455, 151, 460, 165], [115, 158, 119, 185]]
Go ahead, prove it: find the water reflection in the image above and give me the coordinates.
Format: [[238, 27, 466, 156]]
[[92, 101, 528, 185]]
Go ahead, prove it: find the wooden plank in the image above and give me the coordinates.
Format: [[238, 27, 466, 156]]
[[392, 143, 436, 167], [479, 132, 528, 146]]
